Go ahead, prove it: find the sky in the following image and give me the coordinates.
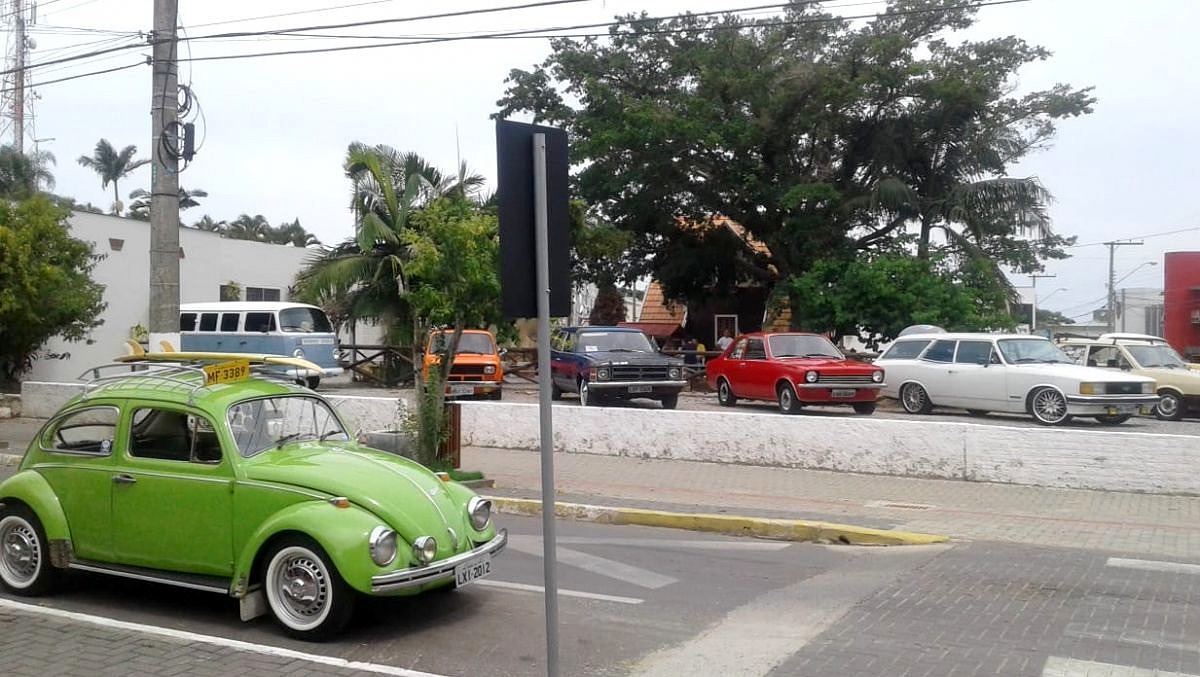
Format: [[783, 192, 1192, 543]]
[[5, 0, 1198, 322]]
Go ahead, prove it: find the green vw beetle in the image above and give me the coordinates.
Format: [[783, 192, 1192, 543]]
[[0, 357, 506, 640]]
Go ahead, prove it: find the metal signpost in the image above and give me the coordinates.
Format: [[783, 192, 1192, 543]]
[[496, 119, 570, 676]]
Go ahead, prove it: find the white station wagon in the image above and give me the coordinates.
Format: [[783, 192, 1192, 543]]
[[875, 332, 1158, 425]]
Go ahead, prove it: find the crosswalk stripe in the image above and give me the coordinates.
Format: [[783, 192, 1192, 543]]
[[1107, 557, 1200, 576], [1043, 656, 1200, 677], [475, 579, 644, 605], [507, 535, 679, 589]]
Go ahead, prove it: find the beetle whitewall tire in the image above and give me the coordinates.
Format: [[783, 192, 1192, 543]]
[[263, 537, 354, 640], [0, 506, 56, 596]]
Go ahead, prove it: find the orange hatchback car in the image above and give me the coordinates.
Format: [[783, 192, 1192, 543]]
[[423, 329, 504, 400]]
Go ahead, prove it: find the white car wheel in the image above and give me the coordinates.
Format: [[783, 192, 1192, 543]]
[[900, 383, 932, 415], [1156, 391, 1184, 421], [264, 538, 354, 640], [1029, 387, 1071, 426], [0, 507, 55, 595]]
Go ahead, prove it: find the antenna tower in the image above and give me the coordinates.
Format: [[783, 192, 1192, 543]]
[[1, 0, 38, 153]]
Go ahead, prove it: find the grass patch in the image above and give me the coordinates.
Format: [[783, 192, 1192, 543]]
[[425, 459, 485, 482]]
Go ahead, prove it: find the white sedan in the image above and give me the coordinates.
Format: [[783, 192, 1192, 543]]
[[875, 333, 1158, 425]]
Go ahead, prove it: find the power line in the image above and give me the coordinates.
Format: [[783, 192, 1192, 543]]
[[187, 0, 408, 30], [0, 59, 144, 93], [1062, 225, 1200, 249]]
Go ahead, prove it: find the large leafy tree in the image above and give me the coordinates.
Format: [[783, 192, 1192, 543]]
[[0, 196, 106, 387], [76, 139, 149, 215], [496, 0, 1093, 323], [0, 145, 55, 199]]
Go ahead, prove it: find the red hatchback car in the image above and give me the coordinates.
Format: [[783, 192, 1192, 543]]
[[706, 332, 886, 414]]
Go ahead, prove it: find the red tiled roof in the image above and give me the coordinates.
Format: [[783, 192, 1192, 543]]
[[638, 282, 686, 324]]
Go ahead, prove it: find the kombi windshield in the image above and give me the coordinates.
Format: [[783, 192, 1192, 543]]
[[997, 338, 1074, 364], [1126, 344, 1189, 369], [768, 334, 843, 359], [279, 307, 333, 333], [227, 396, 347, 457], [430, 332, 496, 355]]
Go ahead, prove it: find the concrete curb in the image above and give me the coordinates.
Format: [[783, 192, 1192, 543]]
[[459, 478, 495, 490], [0, 453, 22, 466], [487, 496, 949, 546]]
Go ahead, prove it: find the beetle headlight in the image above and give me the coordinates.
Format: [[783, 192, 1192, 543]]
[[468, 496, 492, 531], [872, 370, 884, 383], [597, 367, 610, 381], [484, 365, 496, 375], [293, 348, 305, 358], [412, 536, 437, 565], [805, 370, 819, 383], [1079, 382, 1100, 395], [668, 367, 681, 380], [368, 526, 397, 566]]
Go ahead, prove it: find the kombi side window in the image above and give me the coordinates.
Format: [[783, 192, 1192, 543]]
[[881, 340, 929, 360], [922, 340, 956, 363], [220, 313, 240, 332], [245, 312, 276, 333], [199, 313, 219, 331], [280, 307, 333, 333], [180, 313, 197, 332]]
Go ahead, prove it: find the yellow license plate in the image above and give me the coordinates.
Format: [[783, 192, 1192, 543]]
[[204, 359, 250, 385]]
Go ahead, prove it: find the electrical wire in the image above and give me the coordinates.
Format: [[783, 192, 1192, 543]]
[[187, 0, 408, 30], [0, 58, 144, 93]]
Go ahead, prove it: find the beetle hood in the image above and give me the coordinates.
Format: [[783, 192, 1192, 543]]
[[242, 443, 473, 557]]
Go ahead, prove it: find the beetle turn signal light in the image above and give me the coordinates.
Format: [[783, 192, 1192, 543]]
[[328, 497, 351, 509]]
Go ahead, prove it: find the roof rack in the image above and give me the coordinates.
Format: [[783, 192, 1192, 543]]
[[78, 360, 310, 406]]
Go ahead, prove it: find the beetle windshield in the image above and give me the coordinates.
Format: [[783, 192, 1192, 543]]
[[227, 396, 348, 457], [1126, 344, 1188, 369], [768, 334, 843, 359], [279, 307, 334, 333], [997, 338, 1074, 364], [430, 332, 496, 355], [577, 331, 656, 353]]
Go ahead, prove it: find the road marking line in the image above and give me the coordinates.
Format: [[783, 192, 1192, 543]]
[[1064, 623, 1200, 654], [552, 536, 792, 551], [0, 597, 447, 677], [475, 579, 644, 605], [508, 535, 678, 589], [1043, 656, 1199, 677], [1107, 557, 1200, 576]]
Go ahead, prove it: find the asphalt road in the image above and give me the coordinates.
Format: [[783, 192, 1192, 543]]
[[4, 509, 1200, 676]]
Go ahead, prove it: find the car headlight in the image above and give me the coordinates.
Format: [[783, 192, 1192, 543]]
[[1079, 382, 1100, 395], [468, 496, 492, 531], [668, 367, 681, 380], [484, 365, 496, 375], [597, 367, 610, 381], [872, 370, 884, 383], [368, 526, 397, 566], [1142, 382, 1155, 394], [293, 348, 305, 358], [805, 370, 819, 383], [412, 536, 437, 565]]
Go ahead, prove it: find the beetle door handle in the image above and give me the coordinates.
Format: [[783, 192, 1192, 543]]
[[112, 474, 137, 485]]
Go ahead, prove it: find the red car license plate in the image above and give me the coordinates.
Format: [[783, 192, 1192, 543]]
[[831, 388, 856, 398]]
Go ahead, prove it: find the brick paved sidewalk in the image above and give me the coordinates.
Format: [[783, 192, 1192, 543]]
[[465, 446, 1200, 560]]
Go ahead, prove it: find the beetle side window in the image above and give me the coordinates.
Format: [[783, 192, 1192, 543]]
[[922, 340, 956, 363], [220, 313, 240, 332], [745, 339, 766, 360], [41, 407, 119, 455], [881, 340, 929, 360], [129, 408, 222, 463], [954, 341, 993, 364]]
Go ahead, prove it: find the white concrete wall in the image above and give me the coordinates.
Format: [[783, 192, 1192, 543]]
[[28, 212, 313, 383], [459, 402, 1200, 495]]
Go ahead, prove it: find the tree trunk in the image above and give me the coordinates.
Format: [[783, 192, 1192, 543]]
[[917, 216, 932, 259], [113, 181, 121, 215]]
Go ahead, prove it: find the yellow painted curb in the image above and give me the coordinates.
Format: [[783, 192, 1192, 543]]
[[487, 496, 948, 546]]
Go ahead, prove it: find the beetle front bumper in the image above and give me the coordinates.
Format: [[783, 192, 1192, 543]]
[[370, 529, 507, 594]]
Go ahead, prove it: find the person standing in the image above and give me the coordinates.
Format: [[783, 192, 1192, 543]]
[[716, 329, 734, 352], [683, 337, 699, 365]]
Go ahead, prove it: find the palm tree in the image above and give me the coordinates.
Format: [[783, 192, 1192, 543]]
[[272, 218, 321, 247], [224, 214, 272, 241], [127, 186, 208, 220], [191, 214, 226, 233], [77, 139, 149, 215], [0, 145, 55, 199]]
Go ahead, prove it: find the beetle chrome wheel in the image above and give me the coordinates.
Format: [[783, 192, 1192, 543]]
[[1030, 387, 1070, 425], [0, 515, 41, 590], [1156, 391, 1183, 421], [262, 538, 354, 640]]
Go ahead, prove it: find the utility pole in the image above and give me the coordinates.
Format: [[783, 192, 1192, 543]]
[[13, 0, 25, 153], [149, 0, 180, 350], [1029, 273, 1056, 331], [1105, 240, 1143, 333]]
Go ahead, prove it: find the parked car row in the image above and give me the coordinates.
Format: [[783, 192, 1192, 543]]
[[544, 325, 1195, 426]]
